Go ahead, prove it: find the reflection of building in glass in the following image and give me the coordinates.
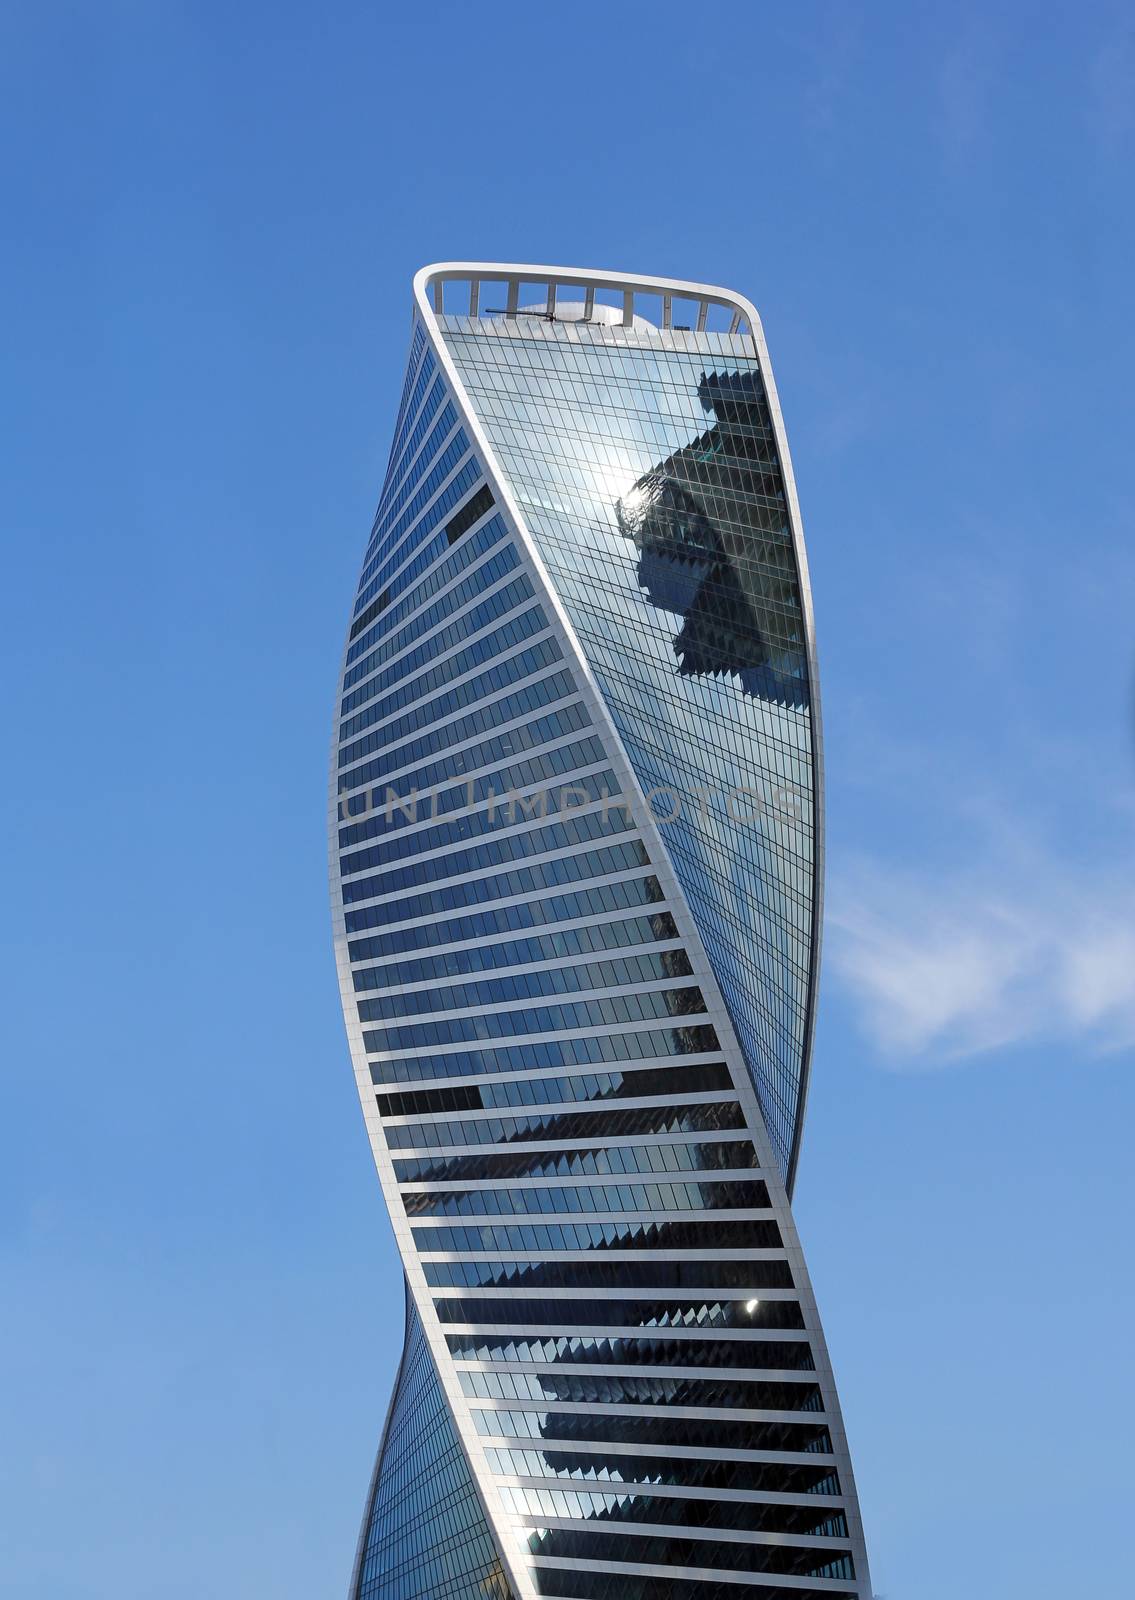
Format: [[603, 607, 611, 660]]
[[329, 265, 872, 1600], [616, 371, 809, 707]]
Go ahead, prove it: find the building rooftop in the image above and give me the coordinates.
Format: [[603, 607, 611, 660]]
[[415, 261, 756, 336]]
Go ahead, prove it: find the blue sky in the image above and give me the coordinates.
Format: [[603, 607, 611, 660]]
[[1, 3, 1132, 1596]]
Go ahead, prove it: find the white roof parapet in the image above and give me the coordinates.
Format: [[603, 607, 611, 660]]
[[415, 261, 758, 339]]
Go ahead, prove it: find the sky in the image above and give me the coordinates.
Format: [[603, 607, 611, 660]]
[[1, 2, 1132, 1596]]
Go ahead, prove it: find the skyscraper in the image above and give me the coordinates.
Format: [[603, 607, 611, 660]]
[[329, 264, 872, 1600]]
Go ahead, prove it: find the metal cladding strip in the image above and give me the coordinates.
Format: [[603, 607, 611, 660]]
[[329, 264, 871, 1600]]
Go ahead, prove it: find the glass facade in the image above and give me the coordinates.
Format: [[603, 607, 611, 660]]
[[332, 267, 870, 1600], [354, 1286, 514, 1600], [439, 322, 815, 1179]]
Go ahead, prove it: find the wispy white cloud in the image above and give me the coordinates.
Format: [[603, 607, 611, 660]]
[[826, 837, 1135, 1065], [937, 19, 999, 171], [1089, 17, 1135, 157], [802, 4, 861, 144], [820, 497, 1135, 1069]]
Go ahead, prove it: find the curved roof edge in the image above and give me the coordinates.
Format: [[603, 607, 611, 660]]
[[414, 260, 763, 338]]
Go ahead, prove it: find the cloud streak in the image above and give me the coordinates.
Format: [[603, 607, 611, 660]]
[[826, 842, 1135, 1065]]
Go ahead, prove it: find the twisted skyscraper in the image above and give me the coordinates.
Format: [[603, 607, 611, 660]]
[[329, 264, 872, 1600]]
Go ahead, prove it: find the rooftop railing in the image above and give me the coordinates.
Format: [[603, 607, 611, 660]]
[[416, 263, 753, 336]]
